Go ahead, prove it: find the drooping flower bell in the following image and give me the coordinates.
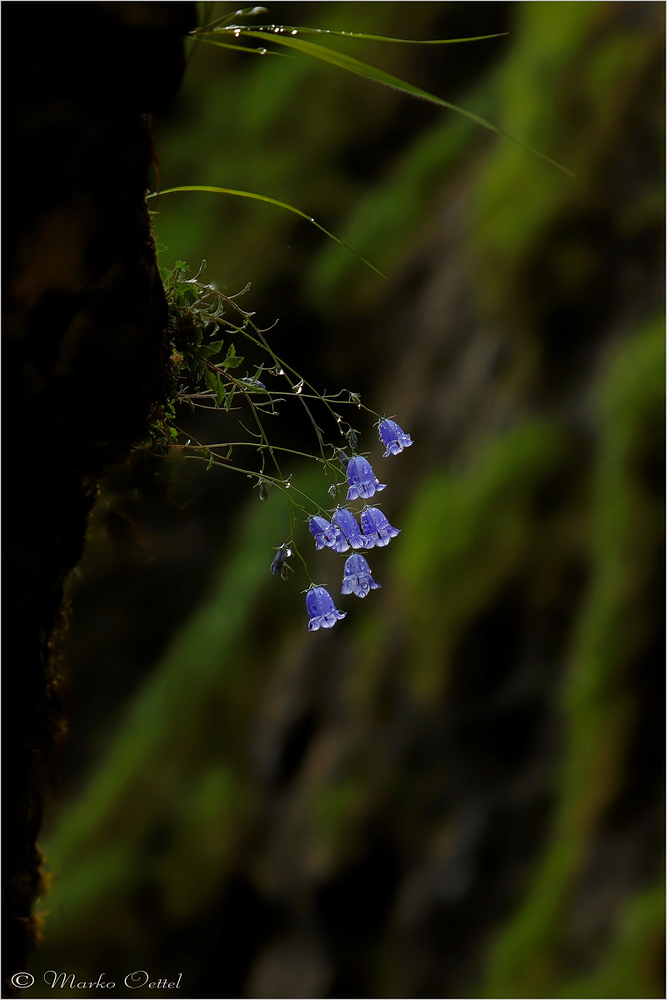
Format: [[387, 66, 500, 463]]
[[306, 585, 346, 631], [270, 544, 292, 577], [309, 515, 349, 553], [341, 554, 381, 599], [378, 418, 413, 457], [346, 456, 386, 501], [360, 506, 400, 548], [332, 508, 367, 550]]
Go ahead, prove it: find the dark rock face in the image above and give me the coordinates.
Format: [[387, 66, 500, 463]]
[[2, 4, 194, 989]]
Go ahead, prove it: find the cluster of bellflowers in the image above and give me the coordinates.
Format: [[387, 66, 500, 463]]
[[299, 418, 412, 631], [155, 265, 411, 631]]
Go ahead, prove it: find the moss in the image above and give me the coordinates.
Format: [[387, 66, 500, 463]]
[[558, 885, 665, 998], [307, 776, 368, 876], [469, 2, 663, 329], [480, 317, 664, 998], [394, 421, 568, 701], [36, 490, 292, 956], [309, 109, 482, 310]]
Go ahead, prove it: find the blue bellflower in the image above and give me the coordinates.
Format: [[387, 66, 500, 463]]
[[378, 418, 413, 457], [346, 456, 386, 501], [341, 554, 381, 599], [309, 515, 349, 553], [360, 506, 400, 548], [332, 508, 367, 550], [306, 585, 346, 631]]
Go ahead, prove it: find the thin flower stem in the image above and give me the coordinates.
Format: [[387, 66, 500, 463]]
[[190, 441, 329, 464], [290, 539, 312, 585], [183, 453, 342, 522]]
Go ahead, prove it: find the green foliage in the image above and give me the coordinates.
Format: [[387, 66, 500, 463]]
[[145, 259, 247, 454]]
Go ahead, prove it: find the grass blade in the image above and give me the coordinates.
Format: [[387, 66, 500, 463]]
[[188, 37, 285, 57], [147, 185, 387, 278], [198, 23, 508, 45], [198, 27, 574, 177]]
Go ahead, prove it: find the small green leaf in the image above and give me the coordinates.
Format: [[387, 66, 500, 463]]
[[205, 369, 218, 392], [222, 344, 244, 368], [215, 374, 226, 405]]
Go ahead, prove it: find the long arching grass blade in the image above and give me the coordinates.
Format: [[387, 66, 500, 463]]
[[147, 185, 387, 278], [197, 23, 508, 45], [198, 28, 574, 177]]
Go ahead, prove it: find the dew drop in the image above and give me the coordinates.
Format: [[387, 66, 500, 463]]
[[291, 29, 297, 35], [294, 380, 304, 394], [257, 47, 267, 54]]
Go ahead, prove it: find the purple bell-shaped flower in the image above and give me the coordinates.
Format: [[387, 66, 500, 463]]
[[360, 506, 400, 548], [378, 418, 413, 457], [332, 508, 367, 550], [306, 585, 347, 631], [309, 515, 349, 553], [346, 456, 386, 501], [341, 554, 381, 599]]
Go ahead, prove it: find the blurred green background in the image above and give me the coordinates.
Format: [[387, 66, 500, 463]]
[[30, 3, 663, 997]]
